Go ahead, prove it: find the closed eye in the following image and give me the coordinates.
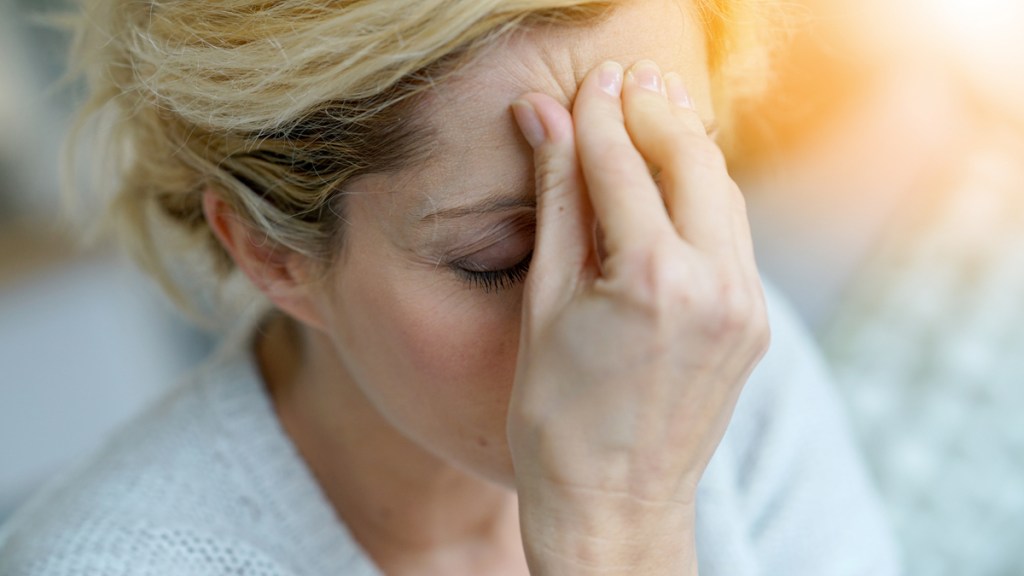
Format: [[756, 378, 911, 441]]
[[451, 250, 533, 293]]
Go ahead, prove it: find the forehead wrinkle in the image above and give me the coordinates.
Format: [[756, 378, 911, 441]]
[[498, 27, 590, 108], [492, 3, 700, 109], [440, 21, 593, 113], [384, 0, 713, 235]]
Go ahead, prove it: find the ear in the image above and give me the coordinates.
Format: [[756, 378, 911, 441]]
[[202, 188, 329, 333]]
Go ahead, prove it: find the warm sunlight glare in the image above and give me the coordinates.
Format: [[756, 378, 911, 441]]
[[930, 0, 1021, 42]]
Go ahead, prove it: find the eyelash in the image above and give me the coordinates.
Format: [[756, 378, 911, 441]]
[[452, 251, 533, 293]]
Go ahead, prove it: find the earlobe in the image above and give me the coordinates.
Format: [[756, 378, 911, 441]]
[[201, 188, 329, 332]]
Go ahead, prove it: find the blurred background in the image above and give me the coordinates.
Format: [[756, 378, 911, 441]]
[[1, 0, 1022, 574], [0, 0, 209, 525]]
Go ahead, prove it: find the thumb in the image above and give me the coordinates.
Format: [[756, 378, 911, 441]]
[[510, 93, 595, 318]]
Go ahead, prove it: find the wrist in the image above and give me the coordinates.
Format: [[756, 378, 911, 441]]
[[516, 484, 699, 575]]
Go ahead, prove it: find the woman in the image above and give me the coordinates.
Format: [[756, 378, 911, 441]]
[[0, 0, 899, 574]]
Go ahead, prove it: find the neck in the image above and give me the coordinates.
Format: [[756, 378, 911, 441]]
[[256, 316, 525, 574]]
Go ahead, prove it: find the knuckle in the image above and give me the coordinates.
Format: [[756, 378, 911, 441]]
[[700, 274, 755, 339], [747, 294, 772, 353], [661, 136, 728, 185], [665, 105, 707, 133], [753, 319, 772, 359], [647, 242, 689, 293], [615, 242, 690, 313], [535, 152, 574, 196], [733, 284, 772, 363]]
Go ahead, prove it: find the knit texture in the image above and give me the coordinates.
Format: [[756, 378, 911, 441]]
[[0, 284, 901, 575]]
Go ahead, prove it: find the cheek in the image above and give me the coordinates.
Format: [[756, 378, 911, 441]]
[[370, 279, 522, 392], [331, 227, 524, 452]]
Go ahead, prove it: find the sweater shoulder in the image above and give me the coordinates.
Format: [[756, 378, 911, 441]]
[[0, 355, 293, 574], [711, 280, 901, 575], [0, 519, 296, 576]]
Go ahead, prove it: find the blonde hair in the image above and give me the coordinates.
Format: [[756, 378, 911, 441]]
[[66, 0, 787, 318]]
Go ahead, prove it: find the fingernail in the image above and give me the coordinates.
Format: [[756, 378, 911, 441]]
[[664, 72, 694, 109], [511, 100, 546, 148], [628, 60, 663, 94], [598, 61, 623, 97]]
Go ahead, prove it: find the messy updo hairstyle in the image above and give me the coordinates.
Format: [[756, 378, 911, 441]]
[[66, 0, 789, 319]]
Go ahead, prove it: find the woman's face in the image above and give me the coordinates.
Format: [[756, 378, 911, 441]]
[[309, 0, 715, 487]]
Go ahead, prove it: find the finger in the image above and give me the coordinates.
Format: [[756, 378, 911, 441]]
[[572, 60, 676, 255], [622, 61, 738, 257], [662, 69, 761, 282], [511, 93, 595, 316]]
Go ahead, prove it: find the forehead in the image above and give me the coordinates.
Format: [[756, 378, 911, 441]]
[[368, 0, 710, 224], [449, 0, 707, 109]]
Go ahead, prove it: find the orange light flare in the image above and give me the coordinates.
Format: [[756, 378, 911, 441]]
[[833, 0, 1024, 125], [912, 0, 1024, 124], [927, 0, 1021, 46], [908, 0, 1024, 227]]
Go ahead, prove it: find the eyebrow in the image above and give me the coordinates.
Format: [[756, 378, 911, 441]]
[[417, 190, 535, 223]]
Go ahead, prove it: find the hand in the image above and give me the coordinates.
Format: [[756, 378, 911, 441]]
[[507, 59, 771, 575]]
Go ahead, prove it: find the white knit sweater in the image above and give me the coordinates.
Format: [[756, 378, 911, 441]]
[[0, 285, 901, 575]]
